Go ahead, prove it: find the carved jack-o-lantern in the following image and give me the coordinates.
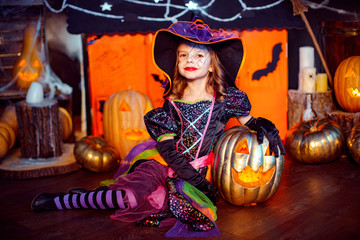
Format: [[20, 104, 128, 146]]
[[334, 56, 360, 112], [13, 24, 43, 90], [103, 90, 153, 159], [212, 126, 285, 206]]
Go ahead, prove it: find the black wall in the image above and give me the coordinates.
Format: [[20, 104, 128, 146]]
[[288, 0, 360, 90]]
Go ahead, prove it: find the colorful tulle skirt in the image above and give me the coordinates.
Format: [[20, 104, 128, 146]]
[[106, 140, 220, 237]]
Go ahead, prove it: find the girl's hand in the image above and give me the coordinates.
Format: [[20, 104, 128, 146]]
[[245, 117, 286, 157]]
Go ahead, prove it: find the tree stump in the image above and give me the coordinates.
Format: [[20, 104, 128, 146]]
[[326, 111, 360, 137], [287, 90, 336, 129], [15, 99, 62, 158]]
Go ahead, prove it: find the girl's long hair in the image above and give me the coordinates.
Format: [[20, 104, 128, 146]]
[[168, 43, 229, 101]]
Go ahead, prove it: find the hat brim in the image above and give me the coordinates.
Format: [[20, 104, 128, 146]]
[[153, 25, 244, 96]]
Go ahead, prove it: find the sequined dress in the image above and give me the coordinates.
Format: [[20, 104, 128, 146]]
[[109, 87, 251, 235]]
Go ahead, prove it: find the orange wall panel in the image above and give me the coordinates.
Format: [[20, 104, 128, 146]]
[[87, 29, 288, 139]]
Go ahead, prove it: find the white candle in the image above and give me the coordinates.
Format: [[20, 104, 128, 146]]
[[302, 68, 317, 93], [299, 46, 315, 91], [26, 82, 44, 104]]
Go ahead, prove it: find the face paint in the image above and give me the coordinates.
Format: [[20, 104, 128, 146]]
[[177, 42, 211, 82]]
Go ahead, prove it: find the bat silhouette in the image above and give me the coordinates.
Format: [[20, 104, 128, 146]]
[[252, 43, 282, 80], [152, 74, 169, 89], [151, 74, 164, 84]]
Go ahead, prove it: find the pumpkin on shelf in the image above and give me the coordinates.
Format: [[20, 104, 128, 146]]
[[13, 23, 43, 90], [347, 124, 360, 165], [0, 122, 16, 158], [212, 126, 285, 206], [285, 118, 345, 164], [103, 90, 153, 159], [74, 136, 120, 173], [334, 56, 360, 112]]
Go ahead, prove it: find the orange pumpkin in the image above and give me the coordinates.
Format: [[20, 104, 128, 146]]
[[59, 107, 73, 142], [334, 56, 360, 112], [103, 90, 153, 159], [0, 104, 17, 133], [13, 23, 43, 90], [0, 121, 16, 158]]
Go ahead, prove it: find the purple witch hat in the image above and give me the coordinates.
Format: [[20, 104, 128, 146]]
[[152, 18, 244, 96]]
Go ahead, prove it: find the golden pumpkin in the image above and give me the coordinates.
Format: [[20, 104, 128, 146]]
[[285, 118, 345, 164], [103, 90, 153, 159], [347, 124, 360, 165], [212, 126, 285, 206], [334, 56, 360, 112], [74, 136, 120, 173]]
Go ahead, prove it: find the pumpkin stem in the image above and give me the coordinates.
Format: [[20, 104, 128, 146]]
[[309, 126, 317, 132]]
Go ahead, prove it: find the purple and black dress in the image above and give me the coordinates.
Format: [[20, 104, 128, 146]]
[[108, 87, 251, 237]]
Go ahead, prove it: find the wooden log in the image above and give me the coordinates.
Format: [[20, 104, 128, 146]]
[[15, 98, 62, 158], [287, 90, 337, 129], [326, 111, 360, 137], [0, 144, 79, 180]]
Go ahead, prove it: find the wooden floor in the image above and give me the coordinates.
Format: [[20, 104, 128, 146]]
[[1, 154, 360, 240]]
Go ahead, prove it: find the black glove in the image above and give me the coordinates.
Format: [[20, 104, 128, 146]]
[[245, 117, 285, 157], [156, 139, 219, 204]]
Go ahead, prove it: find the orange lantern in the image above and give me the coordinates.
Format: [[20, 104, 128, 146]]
[[334, 56, 360, 112], [103, 90, 153, 159], [13, 24, 43, 90]]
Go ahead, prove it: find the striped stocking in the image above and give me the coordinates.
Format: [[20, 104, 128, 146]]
[[54, 189, 138, 210]]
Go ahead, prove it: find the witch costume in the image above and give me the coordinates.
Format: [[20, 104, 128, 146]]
[[32, 19, 284, 237]]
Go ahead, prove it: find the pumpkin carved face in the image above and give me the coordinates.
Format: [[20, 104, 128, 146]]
[[334, 56, 360, 112], [13, 24, 43, 90], [103, 90, 153, 159], [212, 126, 285, 206]]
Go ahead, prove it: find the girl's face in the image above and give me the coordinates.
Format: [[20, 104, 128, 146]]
[[177, 42, 211, 82]]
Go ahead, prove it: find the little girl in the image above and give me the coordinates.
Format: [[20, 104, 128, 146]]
[[32, 19, 285, 237]]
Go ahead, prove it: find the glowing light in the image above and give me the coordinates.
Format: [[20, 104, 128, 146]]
[[185, 1, 198, 10], [232, 165, 275, 188], [100, 2, 112, 11], [348, 88, 360, 97]]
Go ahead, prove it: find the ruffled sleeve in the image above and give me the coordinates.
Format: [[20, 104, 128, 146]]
[[224, 87, 251, 118], [144, 100, 178, 141]]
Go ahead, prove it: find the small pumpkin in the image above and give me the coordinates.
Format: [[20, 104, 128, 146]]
[[347, 124, 360, 165], [13, 24, 43, 90], [212, 126, 285, 206], [285, 118, 345, 164], [334, 56, 360, 112], [103, 90, 153, 159], [74, 136, 120, 173], [0, 121, 16, 158], [59, 107, 73, 142], [0, 122, 16, 150], [0, 104, 17, 132]]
